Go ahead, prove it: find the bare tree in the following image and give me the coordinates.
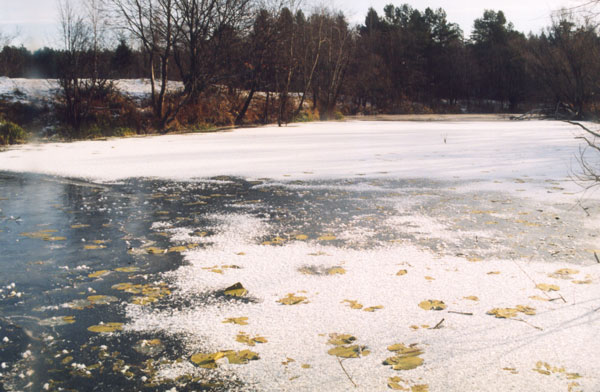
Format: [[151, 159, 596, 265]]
[[112, 0, 179, 128], [173, 0, 253, 103]]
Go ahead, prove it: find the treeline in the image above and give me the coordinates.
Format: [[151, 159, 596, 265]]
[[1, 1, 599, 140]]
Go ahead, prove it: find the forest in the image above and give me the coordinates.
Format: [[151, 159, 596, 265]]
[[0, 1, 599, 141]]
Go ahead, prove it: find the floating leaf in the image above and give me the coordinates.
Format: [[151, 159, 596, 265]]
[[396, 270, 408, 276], [87, 295, 118, 305], [342, 300, 363, 310], [295, 234, 308, 240], [328, 333, 356, 346], [364, 305, 384, 312], [318, 234, 337, 241], [388, 377, 408, 390], [146, 247, 165, 255], [516, 305, 536, 316], [87, 322, 123, 333], [384, 355, 424, 370], [536, 283, 560, 292], [327, 345, 368, 358], [224, 283, 248, 297], [134, 339, 164, 356], [191, 352, 225, 368], [464, 296, 479, 301], [84, 244, 106, 250], [39, 316, 76, 327], [71, 224, 90, 229], [236, 332, 268, 346], [88, 270, 110, 279], [573, 279, 592, 285], [327, 267, 346, 275], [487, 306, 538, 318], [487, 308, 519, 319], [301, 364, 311, 369], [63, 299, 92, 310], [549, 269, 579, 279], [224, 350, 260, 365], [418, 300, 446, 311], [131, 296, 158, 305], [278, 293, 308, 305], [467, 256, 483, 262], [223, 317, 249, 325], [387, 344, 423, 357], [115, 266, 139, 273]]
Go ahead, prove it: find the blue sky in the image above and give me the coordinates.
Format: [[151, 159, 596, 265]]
[[0, 0, 574, 50]]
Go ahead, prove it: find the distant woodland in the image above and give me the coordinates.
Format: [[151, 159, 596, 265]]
[[1, 1, 600, 140]]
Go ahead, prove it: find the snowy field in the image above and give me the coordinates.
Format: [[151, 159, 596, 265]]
[[1, 119, 599, 391]]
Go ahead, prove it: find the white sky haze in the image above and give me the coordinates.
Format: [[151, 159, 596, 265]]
[[0, 0, 576, 49]]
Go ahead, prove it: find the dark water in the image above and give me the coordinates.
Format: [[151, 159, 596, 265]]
[[0, 173, 402, 391], [0, 172, 594, 391]]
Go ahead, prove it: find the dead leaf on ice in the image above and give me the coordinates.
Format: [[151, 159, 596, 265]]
[[418, 300, 446, 311], [536, 283, 560, 292]]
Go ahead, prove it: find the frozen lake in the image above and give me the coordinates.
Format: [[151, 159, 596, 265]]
[[0, 119, 599, 391]]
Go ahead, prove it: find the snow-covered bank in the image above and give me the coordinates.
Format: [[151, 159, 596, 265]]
[[0, 120, 593, 198], [0, 77, 183, 104]]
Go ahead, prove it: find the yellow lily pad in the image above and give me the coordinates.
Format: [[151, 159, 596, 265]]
[[328, 333, 356, 346], [224, 283, 248, 297], [146, 247, 165, 255], [88, 270, 110, 279], [278, 293, 308, 305], [87, 295, 118, 305], [327, 267, 346, 275], [87, 322, 123, 333], [224, 350, 260, 364], [397, 270, 408, 276], [536, 283, 560, 292], [84, 245, 106, 250], [115, 266, 139, 273], [295, 234, 308, 240], [236, 332, 268, 346], [573, 279, 592, 285], [363, 305, 384, 312], [318, 234, 337, 241], [387, 344, 423, 357], [418, 300, 446, 311], [327, 345, 367, 358], [342, 300, 363, 310], [516, 305, 536, 316], [190, 352, 225, 368], [549, 269, 579, 279], [384, 355, 424, 370], [223, 317, 249, 325], [39, 316, 76, 327], [487, 305, 535, 318]]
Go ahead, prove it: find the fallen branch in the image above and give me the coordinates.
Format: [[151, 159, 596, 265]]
[[337, 357, 357, 388], [566, 120, 600, 139], [448, 311, 473, 316], [515, 318, 543, 331], [432, 318, 445, 329]]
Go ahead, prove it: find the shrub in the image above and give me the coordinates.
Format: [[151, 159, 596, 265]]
[[0, 120, 27, 145]]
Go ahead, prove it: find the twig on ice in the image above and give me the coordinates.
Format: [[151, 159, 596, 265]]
[[337, 357, 357, 388]]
